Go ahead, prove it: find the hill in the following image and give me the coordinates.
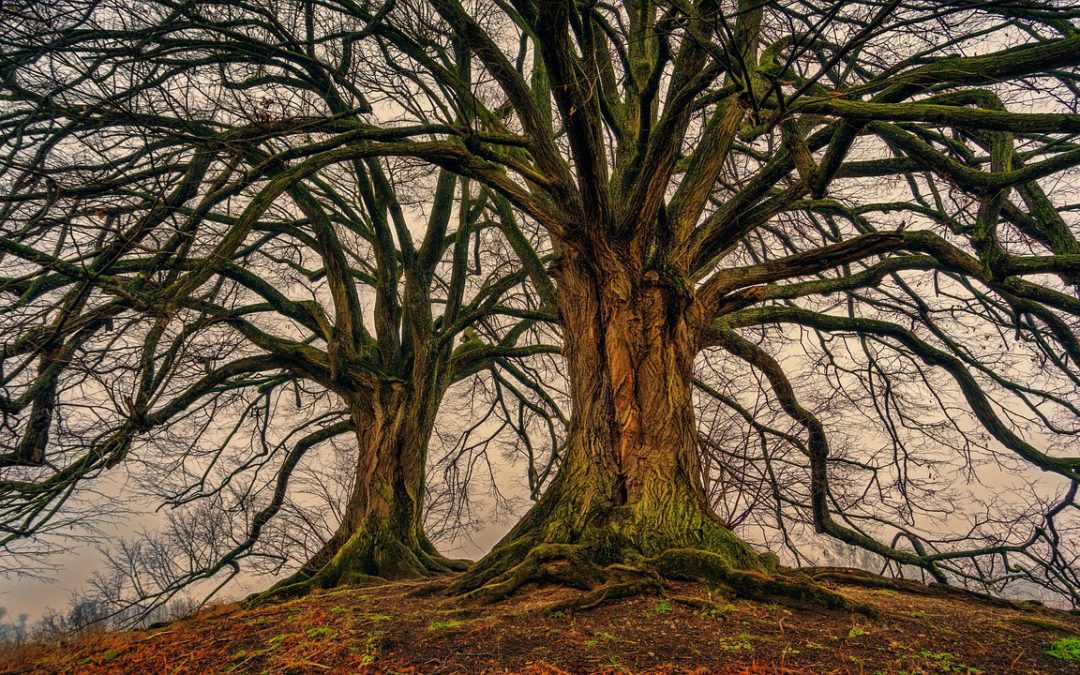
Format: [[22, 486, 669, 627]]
[[2, 570, 1079, 674]]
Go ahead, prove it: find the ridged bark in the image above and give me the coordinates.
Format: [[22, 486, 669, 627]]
[[456, 248, 767, 596], [264, 382, 465, 599]]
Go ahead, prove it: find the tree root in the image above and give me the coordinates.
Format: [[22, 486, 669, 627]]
[[454, 544, 875, 618], [803, 566, 1043, 612]]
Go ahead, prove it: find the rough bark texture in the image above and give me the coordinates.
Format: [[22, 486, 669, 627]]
[[261, 382, 466, 601], [455, 247, 768, 599]]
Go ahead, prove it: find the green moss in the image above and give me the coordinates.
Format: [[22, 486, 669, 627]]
[[429, 619, 462, 631], [1047, 637, 1080, 661]]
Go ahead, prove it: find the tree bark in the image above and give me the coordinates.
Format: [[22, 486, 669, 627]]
[[267, 381, 465, 596], [457, 245, 765, 594]]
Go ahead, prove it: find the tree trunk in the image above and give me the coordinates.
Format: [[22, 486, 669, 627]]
[[267, 381, 465, 597], [457, 247, 765, 593]]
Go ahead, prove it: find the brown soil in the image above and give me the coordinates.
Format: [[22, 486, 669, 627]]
[[2, 571, 1078, 674]]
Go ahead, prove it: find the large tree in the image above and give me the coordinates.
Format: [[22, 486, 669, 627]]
[[334, 0, 1080, 604], [3, 0, 1080, 611], [0, 0, 557, 608]]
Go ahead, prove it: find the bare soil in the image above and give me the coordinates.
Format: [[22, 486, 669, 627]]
[[2, 571, 1078, 674]]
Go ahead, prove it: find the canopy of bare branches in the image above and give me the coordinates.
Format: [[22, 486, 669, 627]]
[[1, 0, 1078, 620]]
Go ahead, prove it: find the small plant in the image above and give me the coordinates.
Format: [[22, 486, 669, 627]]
[[912, 611, 927, 619], [551, 610, 566, 618], [102, 650, 122, 662], [721, 633, 753, 652], [354, 630, 390, 665], [429, 619, 462, 631], [266, 634, 289, 649], [919, 649, 981, 673], [699, 603, 736, 619], [652, 598, 671, 614], [848, 625, 868, 638], [1047, 637, 1080, 661], [766, 602, 780, 611], [781, 645, 800, 657], [305, 626, 333, 639], [363, 613, 393, 623], [329, 606, 347, 615]]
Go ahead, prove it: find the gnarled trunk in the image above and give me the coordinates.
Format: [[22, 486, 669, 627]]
[[266, 381, 465, 598], [457, 248, 765, 594]]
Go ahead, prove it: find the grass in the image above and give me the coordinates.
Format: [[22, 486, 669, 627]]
[[721, 632, 753, 652], [919, 649, 981, 673], [1046, 637, 1080, 661], [428, 619, 462, 631], [699, 602, 736, 619]]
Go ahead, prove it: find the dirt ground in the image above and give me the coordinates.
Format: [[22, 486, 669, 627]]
[[2, 571, 1078, 674]]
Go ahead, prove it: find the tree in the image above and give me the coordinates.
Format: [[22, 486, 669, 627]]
[[323, 0, 1080, 605], [0, 0, 558, 609], [3, 0, 1080, 611]]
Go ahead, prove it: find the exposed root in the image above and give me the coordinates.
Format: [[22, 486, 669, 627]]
[[653, 549, 876, 617], [454, 543, 874, 618], [804, 566, 1043, 612], [245, 528, 464, 607], [459, 543, 606, 604]]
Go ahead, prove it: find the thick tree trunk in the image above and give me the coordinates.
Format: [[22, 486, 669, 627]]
[[457, 248, 765, 594], [266, 381, 465, 597]]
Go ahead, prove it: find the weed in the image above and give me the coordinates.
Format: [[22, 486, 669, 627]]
[[1047, 637, 1080, 661], [919, 649, 981, 673], [699, 603, 736, 619], [305, 626, 333, 639], [652, 598, 671, 615], [848, 625, 868, 638], [584, 631, 618, 648], [329, 607, 347, 615], [429, 619, 462, 631], [721, 633, 753, 652], [354, 630, 390, 666], [781, 645, 800, 657], [363, 613, 393, 623], [766, 602, 780, 611], [912, 611, 927, 619], [266, 634, 289, 649], [102, 650, 121, 662]]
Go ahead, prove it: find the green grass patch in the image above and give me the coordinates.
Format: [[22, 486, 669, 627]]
[[919, 649, 981, 673], [305, 626, 334, 639], [429, 619, 463, 631], [1047, 637, 1080, 661]]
